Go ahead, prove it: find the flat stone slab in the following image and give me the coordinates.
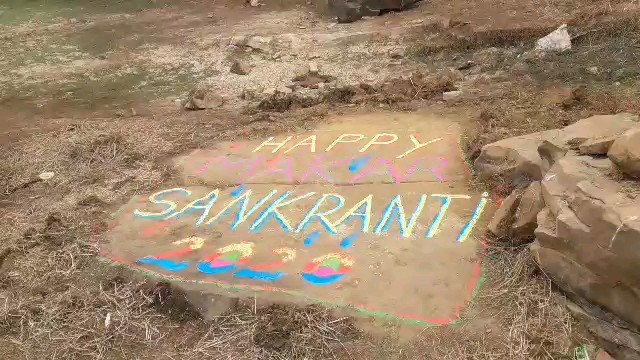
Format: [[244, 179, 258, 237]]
[[103, 112, 494, 324]]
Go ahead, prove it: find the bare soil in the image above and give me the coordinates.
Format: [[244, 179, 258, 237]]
[[1, 0, 639, 358]]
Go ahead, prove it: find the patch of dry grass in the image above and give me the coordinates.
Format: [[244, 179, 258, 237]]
[[478, 245, 578, 359]]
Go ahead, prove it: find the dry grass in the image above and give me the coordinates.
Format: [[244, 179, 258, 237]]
[[477, 245, 578, 359], [0, 111, 584, 359], [0, 112, 360, 359], [434, 245, 576, 360]]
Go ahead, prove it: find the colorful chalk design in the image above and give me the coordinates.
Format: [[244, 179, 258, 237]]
[[197, 242, 254, 274], [138, 236, 204, 271], [234, 248, 296, 281], [301, 253, 353, 284]]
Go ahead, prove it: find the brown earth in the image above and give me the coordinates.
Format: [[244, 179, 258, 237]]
[[1, 0, 639, 358]]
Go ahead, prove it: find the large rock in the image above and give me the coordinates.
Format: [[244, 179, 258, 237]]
[[511, 181, 545, 242], [531, 153, 640, 342], [531, 243, 640, 328], [474, 113, 639, 182], [328, 0, 415, 23], [579, 135, 617, 155], [487, 189, 521, 238], [475, 114, 640, 357], [609, 128, 640, 178]]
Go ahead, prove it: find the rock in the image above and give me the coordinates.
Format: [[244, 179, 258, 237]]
[[328, 0, 379, 23], [487, 189, 521, 238], [474, 113, 639, 182], [608, 128, 640, 178], [531, 243, 640, 334], [249, 0, 261, 6], [532, 153, 640, 330], [442, 90, 462, 101], [595, 350, 615, 360], [562, 113, 638, 148], [511, 181, 545, 242], [328, 0, 415, 23], [568, 299, 640, 360], [246, 36, 271, 52], [579, 135, 618, 155], [230, 36, 248, 47], [276, 86, 293, 95], [308, 62, 319, 75], [184, 85, 224, 110], [535, 24, 571, 52], [538, 140, 568, 172], [294, 65, 310, 78], [230, 60, 252, 75], [475, 130, 555, 183]]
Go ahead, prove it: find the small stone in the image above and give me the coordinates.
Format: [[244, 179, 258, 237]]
[[246, 36, 271, 52], [294, 64, 310, 77], [207, 13, 214, 18], [230, 60, 252, 75], [410, 19, 424, 25], [230, 36, 247, 47], [535, 24, 571, 52], [442, 90, 462, 101], [309, 62, 319, 74], [249, 0, 261, 6], [587, 66, 599, 75], [39, 172, 55, 180], [276, 86, 293, 95], [184, 85, 225, 110], [389, 48, 405, 59]]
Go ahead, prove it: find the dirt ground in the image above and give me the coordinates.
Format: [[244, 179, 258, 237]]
[[1, 0, 639, 359]]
